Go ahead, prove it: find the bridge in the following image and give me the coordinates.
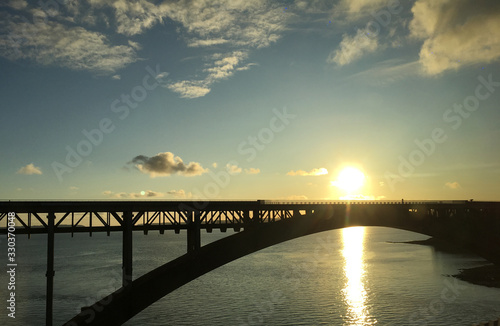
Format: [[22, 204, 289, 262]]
[[1, 200, 500, 325]]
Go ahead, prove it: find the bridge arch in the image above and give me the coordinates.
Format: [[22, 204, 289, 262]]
[[64, 205, 494, 326]]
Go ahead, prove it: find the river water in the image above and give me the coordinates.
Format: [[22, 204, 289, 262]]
[[1, 227, 500, 325]]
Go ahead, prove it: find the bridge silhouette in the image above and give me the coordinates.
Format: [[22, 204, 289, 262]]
[[1, 200, 500, 325]]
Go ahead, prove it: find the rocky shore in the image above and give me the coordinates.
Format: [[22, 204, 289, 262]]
[[452, 264, 500, 288], [389, 237, 500, 288]]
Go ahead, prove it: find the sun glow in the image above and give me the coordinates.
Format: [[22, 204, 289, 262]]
[[331, 167, 366, 193]]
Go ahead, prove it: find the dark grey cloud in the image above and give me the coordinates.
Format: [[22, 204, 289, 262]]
[[128, 152, 207, 177]]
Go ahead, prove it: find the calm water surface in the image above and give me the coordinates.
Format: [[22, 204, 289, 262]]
[[1, 227, 500, 325]]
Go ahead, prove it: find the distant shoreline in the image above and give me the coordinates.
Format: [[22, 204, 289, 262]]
[[388, 237, 500, 289]]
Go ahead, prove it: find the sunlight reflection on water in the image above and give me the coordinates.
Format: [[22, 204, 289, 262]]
[[342, 227, 376, 325]]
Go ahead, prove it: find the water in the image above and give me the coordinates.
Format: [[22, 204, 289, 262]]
[[1, 227, 500, 325]]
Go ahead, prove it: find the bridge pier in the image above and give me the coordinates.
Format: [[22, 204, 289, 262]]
[[122, 211, 133, 288], [46, 212, 55, 326], [253, 204, 260, 224], [187, 211, 201, 253]]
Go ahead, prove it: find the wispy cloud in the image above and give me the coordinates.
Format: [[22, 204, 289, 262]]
[[333, 0, 391, 21], [128, 152, 208, 177], [5, 0, 27, 10], [167, 189, 192, 199], [245, 168, 260, 175], [410, 0, 500, 75], [287, 168, 328, 176], [162, 0, 287, 98], [103, 190, 165, 198], [0, 17, 138, 74], [1, 0, 286, 82], [347, 59, 421, 85], [327, 27, 378, 66], [445, 181, 461, 190], [16, 163, 42, 175], [205, 51, 248, 81], [226, 163, 242, 175], [103, 188, 192, 199], [167, 51, 251, 98], [187, 38, 229, 47], [286, 195, 308, 200], [167, 80, 211, 99]]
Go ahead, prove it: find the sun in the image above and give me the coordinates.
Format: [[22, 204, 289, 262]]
[[331, 167, 366, 193]]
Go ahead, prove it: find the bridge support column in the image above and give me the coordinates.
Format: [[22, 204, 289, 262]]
[[46, 212, 55, 326], [253, 202, 260, 225], [122, 211, 133, 288], [187, 211, 201, 253]]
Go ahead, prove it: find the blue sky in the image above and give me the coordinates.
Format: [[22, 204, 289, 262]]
[[1, 0, 499, 201]]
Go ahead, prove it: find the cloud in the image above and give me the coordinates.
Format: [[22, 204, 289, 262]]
[[236, 63, 258, 71], [167, 51, 248, 98], [286, 195, 308, 200], [128, 152, 207, 177], [333, 0, 391, 20], [226, 163, 242, 175], [103, 190, 164, 198], [347, 59, 421, 85], [69, 186, 79, 191], [103, 189, 193, 199], [127, 40, 142, 50], [162, 0, 287, 98], [327, 27, 379, 66], [245, 168, 260, 175], [110, 0, 168, 36], [167, 80, 211, 99], [5, 0, 27, 10], [187, 38, 229, 47], [166, 0, 286, 49], [102, 190, 113, 196], [1, 0, 286, 81], [445, 181, 461, 190], [205, 51, 247, 81], [0, 17, 138, 74], [287, 168, 328, 176], [167, 189, 192, 199], [16, 163, 42, 175], [410, 0, 500, 75]]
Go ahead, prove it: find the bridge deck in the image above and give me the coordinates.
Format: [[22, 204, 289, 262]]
[[1, 200, 494, 235]]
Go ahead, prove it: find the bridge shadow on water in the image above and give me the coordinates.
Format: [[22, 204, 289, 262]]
[[63, 202, 500, 326]]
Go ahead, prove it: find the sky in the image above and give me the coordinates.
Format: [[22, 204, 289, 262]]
[[0, 0, 499, 201]]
